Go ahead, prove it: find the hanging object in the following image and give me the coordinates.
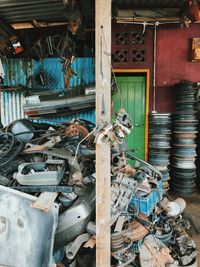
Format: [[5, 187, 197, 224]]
[[192, 38, 200, 62], [188, 0, 200, 21]]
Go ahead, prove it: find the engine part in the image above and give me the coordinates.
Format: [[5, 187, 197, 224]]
[[0, 185, 58, 267], [178, 258, 198, 267], [163, 198, 186, 217], [139, 235, 175, 267], [65, 233, 91, 260], [126, 153, 163, 179], [55, 185, 95, 249], [155, 223, 173, 246], [111, 173, 137, 220], [112, 152, 135, 175], [111, 231, 135, 267], [64, 124, 89, 140], [113, 110, 133, 142], [13, 159, 66, 186], [123, 213, 149, 242], [25, 147, 86, 187]]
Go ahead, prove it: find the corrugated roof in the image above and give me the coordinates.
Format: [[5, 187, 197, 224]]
[[0, 0, 67, 23], [0, 0, 186, 24], [117, 0, 187, 8]]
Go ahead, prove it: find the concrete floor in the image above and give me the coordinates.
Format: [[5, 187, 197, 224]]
[[172, 193, 200, 265]]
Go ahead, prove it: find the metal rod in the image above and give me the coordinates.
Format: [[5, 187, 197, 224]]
[[153, 22, 159, 112]]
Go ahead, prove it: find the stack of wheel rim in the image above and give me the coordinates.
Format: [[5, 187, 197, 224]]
[[170, 80, 198, 195], [196, 86, 200, 190], [148, 113, 172, 191]]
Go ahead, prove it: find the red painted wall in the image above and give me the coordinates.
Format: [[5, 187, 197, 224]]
[[155, 24, 200, 112], [112, 23, 200, 113]]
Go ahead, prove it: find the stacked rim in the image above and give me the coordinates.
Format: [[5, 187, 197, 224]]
[[170, 80, 198, 195], [148, 112, 172, 191], [196, 86, 200, 190]]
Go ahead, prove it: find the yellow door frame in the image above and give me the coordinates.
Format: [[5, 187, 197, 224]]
[[113, 69, 150, 161]]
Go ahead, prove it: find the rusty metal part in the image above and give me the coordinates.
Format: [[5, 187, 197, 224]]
[[111, 231, 131, 252], [123, 216, 149, 242], [64, 124, 89, 139], [24, 144, 46, 152], [112, 153, 135, 175], [139, 235, 175, 267], [112, 164, 135, 175], [111, 231, 135, 267]]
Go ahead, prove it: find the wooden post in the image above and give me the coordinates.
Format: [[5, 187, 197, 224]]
[[95, 0, 111, 267]]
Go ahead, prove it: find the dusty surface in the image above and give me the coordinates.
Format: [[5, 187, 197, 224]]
[[171, 192, 200, 266]]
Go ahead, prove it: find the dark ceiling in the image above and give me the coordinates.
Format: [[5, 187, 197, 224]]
[[116, 0, 187, 9], [0, 0, 190, 24], [0, 0, 67, 23]]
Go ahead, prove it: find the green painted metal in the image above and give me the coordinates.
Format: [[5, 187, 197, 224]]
[[113, 76, 146, 159]]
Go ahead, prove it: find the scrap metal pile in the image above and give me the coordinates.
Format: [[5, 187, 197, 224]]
[[0, 110, 198, 267]]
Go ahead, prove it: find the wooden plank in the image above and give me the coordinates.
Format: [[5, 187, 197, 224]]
[[31, 192, 58, 213], [11, 22, 68, 29], [95, 1, 111, 267]]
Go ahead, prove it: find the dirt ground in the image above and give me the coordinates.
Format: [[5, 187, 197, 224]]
[[171, 193, 200, 266]]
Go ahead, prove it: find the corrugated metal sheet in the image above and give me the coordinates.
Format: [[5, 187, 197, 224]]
[[36, 111, 96, 125], [0, 0, 66, 22], [1, 57, 95, 126], [3, 58, 33, 86], [3, 57, 95, 89], [117, 0, 186, 8], [1, 91, 25, 126]]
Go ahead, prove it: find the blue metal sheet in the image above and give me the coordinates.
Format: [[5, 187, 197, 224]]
[[3, 58, 33, 86], [1, 58, 95, 126], [35, 111, 96, 125], [3, 57, 95, 90]]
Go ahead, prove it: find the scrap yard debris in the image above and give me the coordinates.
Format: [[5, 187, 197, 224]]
[[0, 110, 198, 267]]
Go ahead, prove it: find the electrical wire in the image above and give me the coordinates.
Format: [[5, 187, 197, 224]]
[[101, 28, 123, 110], [71, 127, 97, 165]]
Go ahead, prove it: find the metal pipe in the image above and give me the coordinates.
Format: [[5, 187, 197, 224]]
[[153, 22, 159, 112]]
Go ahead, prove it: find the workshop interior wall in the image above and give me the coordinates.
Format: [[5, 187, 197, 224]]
[[112, 23, 200, 113], [152, 23, 200, 113], [1, 58, 95, 126]]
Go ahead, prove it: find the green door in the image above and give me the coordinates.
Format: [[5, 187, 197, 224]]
[[113, 75, 146, 159]]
